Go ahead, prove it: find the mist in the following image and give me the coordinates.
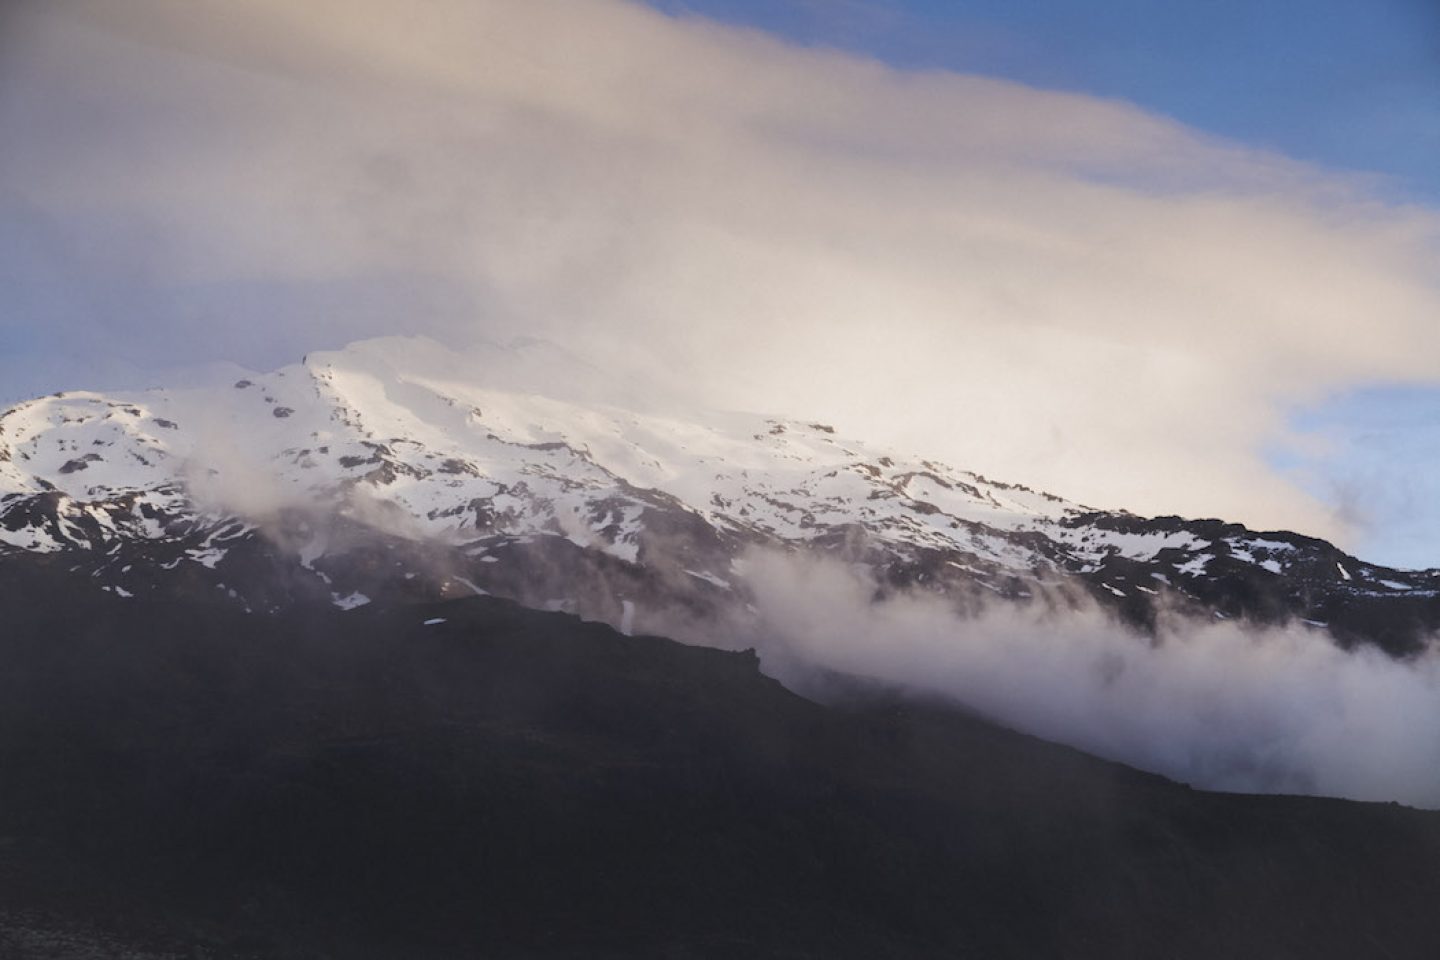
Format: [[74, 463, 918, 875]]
[[737, 549, 1440, 808]]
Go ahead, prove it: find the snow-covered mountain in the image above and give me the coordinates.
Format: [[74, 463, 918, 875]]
[[2, 336, 1437, 653]]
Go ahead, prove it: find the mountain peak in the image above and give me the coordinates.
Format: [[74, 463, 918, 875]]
[[1, 336, 1437, 658]]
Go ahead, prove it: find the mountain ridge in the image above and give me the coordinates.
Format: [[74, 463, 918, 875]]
[[2, 335, 1437, 655]]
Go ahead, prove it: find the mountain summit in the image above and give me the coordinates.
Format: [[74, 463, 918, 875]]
[[2, 335, 1437, 654]]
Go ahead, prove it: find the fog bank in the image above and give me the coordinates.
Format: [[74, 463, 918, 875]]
[[740, 550, 1440, 807]]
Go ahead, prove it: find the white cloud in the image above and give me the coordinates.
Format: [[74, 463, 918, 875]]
[[741, 549, 1440, 807], [4, 0, 1440, 543]]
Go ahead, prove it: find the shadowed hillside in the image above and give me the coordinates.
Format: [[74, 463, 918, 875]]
[[1, 576, 1439, 958]]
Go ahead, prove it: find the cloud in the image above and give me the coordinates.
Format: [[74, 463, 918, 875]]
[[739, 549, 1440, 807], [3, 0, 1440, 544]]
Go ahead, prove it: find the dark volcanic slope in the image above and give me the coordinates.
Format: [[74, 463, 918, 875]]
[[3, 586, 1440, 959]]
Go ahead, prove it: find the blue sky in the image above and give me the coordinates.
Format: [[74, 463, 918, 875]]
[[651, 0, 1440, 568]]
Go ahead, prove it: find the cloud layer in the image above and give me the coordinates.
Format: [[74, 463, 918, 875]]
[[741, 550, 1440, 807], [4, 0, 1440, 543]]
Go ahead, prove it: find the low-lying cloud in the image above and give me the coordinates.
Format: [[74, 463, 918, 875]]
[[4, 0, 1440, 548], [739, 549, 1440, 807]]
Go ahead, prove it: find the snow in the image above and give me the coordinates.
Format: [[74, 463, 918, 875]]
[[186, 547, 226, 569], [0, 335, 1420, 610], [1076, 530, 1201, 562], [451, 576, 488, 596], [0, 526, 61, 552], [1248, 538, 1297, 553], [0, 336, 1141, 574], [684, 569, 730, 589], [1177, 556, 1211, 577]]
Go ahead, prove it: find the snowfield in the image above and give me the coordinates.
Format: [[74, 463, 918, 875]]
[[1, 336, 1436, 632]]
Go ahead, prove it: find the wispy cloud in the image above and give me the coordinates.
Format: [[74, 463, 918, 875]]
[[742, 549, 1440, 807], [3, 0, 1439, 543]]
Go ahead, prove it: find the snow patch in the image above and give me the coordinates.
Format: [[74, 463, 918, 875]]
[[684, 569, 730, 589], [1177, 556, 1211, 577]]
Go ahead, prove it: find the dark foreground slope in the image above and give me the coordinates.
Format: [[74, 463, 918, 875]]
[[2, 583, 1440, 958]]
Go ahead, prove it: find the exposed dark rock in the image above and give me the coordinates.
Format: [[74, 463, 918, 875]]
[[57, 453, 103, 474], [437, 458, 478, 476]]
